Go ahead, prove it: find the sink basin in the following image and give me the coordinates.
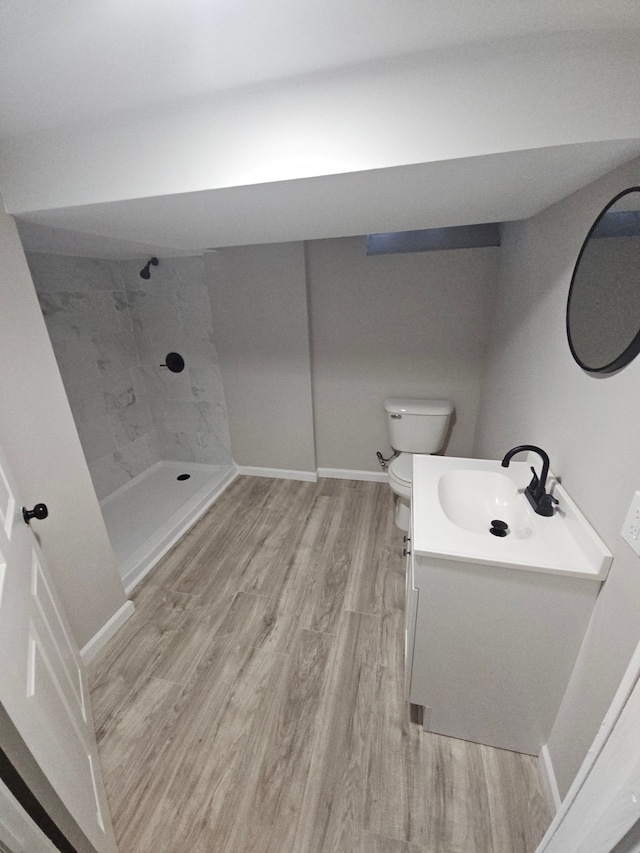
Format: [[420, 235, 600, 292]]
[[438, 469, 533, 538], [412, 455, 612, 579]]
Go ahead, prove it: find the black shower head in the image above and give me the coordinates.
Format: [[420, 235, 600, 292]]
[[139, 257, 159, 279]]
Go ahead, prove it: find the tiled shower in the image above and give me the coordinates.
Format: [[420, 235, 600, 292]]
[[28, 251, 234, 587]]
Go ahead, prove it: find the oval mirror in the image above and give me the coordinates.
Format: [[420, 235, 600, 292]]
[[567, 187, 640, 374]]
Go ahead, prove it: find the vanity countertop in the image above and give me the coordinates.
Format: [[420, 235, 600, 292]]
[[411, 454, 612, 580]]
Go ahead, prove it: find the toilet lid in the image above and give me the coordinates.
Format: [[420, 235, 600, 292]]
[[388, 454, 412, 486]]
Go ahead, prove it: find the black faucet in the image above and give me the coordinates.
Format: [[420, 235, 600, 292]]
[[501, 445, 559, 517]]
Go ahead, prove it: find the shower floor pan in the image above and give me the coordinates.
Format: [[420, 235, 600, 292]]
[[100, 460, 236, 594]]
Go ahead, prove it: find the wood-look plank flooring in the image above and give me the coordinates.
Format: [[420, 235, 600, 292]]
[[88, 477, 552, 853]]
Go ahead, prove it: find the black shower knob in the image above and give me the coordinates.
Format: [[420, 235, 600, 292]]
[[160, 352, 185, 373]]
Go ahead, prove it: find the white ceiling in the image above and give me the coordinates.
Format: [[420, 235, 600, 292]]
[[16, 141, 640, 258], [2, 1, 640, 256], [3, 0, 640, 137]]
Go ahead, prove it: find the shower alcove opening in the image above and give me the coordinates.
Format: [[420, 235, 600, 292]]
[[28, 251, 235, 593]]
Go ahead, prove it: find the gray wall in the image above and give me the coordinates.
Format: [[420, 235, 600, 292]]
[[29, 253, 231, 500], [0, 202, 126, 648], [307, 237, 500, 470], [473, 155, 640, 797], [206, 238, 499, 475], [207, 244, 316, 473]]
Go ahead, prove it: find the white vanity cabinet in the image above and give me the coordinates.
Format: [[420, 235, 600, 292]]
[[405, 548, 599, 754], [405, 454, 612, 756]]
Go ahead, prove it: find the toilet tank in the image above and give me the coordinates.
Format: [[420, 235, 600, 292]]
[[384, 398, 454, 453]]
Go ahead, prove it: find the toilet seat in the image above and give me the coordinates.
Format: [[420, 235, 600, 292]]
[[388, 453, 412, 499]]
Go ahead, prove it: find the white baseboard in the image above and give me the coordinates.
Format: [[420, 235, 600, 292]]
[[236, 466, 388, 483], [539, 744, 562, 815], [317, 467, 388, 483], [235, 466, 318, 482], [80, 599, 135, 664]]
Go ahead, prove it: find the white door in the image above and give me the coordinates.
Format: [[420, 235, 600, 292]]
[[536, 656, 640, 852], [0, 441, 118, 853], [0, 778, 59, 853]]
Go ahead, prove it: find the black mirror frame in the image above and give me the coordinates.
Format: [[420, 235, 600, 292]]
[[567, 186, 640, 374]]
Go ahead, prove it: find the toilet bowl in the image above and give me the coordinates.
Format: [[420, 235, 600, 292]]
[[383, 398, 454, 531], [387, 452, 413, 529]]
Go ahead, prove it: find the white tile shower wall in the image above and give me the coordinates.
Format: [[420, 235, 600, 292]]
[[118, 256, 231, 467], [28, 253, 159, 499], [28, 253, 231, 500]]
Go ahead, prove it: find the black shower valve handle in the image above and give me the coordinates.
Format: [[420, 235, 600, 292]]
[[160, 352, 185, 373]]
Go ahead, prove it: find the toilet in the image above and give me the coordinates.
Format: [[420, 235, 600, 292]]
[[384, 398, 454, 530]]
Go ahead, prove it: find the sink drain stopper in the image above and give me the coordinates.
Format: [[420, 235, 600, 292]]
[[489, 519, 509, 537]]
